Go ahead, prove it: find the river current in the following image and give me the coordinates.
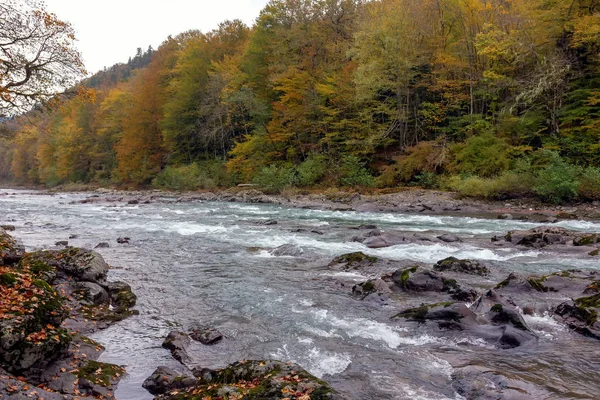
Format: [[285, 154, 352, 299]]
[[2, 189, 600, 399]]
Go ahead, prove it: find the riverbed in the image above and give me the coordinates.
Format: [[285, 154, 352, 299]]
[[2, 189, 600, 399]]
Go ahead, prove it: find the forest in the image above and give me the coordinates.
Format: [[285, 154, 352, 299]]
[[1, 0, 600, 204]]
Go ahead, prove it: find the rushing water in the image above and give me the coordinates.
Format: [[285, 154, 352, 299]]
[[2, 189, 600, 399]]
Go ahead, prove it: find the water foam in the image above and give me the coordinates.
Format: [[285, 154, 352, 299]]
[[270, 344, 351, 378]]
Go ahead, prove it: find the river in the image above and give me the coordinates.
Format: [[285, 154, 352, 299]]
[[1, 189, 600, 399]]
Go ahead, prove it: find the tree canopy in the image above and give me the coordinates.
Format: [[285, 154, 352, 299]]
[[0, 0, 85, 116]]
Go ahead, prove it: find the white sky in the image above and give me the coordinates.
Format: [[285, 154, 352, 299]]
[[43, 0, 270, 75]]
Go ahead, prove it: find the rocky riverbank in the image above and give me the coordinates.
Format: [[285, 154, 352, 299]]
[[0, 227, 137, 399]]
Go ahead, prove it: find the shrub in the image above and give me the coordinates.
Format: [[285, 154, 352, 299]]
[[533, 156, 581, 203], [152, 164, 201, 191], [338, 155, 375, 187], [296, 155, 327, 187], [579, 167, 600, 201], [395, 141, 447, 183], [410, 172, 438, 189], [450, 133, 511, 177], [444, 171, 536, 199], [252, 164, 297, 193]]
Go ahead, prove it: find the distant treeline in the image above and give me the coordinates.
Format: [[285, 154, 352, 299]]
[[1, 0, 600, 203]]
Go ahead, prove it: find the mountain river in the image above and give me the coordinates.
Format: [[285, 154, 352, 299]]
[[1, 189, 600, 399]]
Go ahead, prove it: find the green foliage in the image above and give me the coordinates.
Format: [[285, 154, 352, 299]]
[[410, 172, 438, 189], [533, 153, 581, 203], [296, 155, 327, 187], [579, 167, 600, 201], [152, 160, 235, 191], [450, 133, 511, 177], [445, 171, 536, 199], [337, 155, 375, 187], [252, 164, 297, 193]]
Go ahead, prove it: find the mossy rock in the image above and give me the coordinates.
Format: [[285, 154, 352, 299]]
[[76, 360, 125, 386], [574, 234, 599, 247], [155, 360, 340, 400], [391, 302, 454, 321], [0, 230, 24, 266], [0, 272, 18, 286], [589, 249, 599, 257], [392, 265, 419, 288], [434, 257, 490, 276], [327, 252, 378, 269], [19, 248, 108, 283]]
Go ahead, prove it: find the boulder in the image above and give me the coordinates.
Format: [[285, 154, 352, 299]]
[[437, 234, 462, 243], [352, 278, 392, 300], [327, 252, 378, 270], [269, 244, 304, 257], [555, 293, 600, 340], [72, 281, 110, 305], [142, 366, 197, 395], [433, 257, 490, 276], [163, 331, 192, 365], [0, 229, 24, 266], [354, 232, 406, 248], [19, 249, 109, 284], [95, 242, 110, 249], [500, 226, 600, 248], [116, 237, 130, 244], [391, 266, 479, 302], [149, 360, 344, 399], [189, 328, 223, 345]]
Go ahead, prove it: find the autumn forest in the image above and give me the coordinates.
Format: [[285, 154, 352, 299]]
[[2, 0, 600, 203]]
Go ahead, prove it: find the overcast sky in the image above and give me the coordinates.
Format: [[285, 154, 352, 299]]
[[43, 0, 270, 75]]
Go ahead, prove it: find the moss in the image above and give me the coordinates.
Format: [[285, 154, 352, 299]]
[[79, 335, 105, 350], [76, 360, 125, 387], [113, 289, 137, 310], [490, 304, 504, 313], [442, 278, 458, 289], [398, 266, 419, 288], [329, 252, 378, 269], [527, 277, 551, 292], [0, 272, 17, 286], [31, 279, 53, 291], [392, 302, 454, 321], [575, 293, 600, 309], [359, 280, 377, 296], [574, 234, 599, 246], [81, 305, 136, 322]]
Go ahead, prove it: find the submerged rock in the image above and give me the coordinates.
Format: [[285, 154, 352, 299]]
[[437, 234, 462, 243], [269, 243, 304, 257]]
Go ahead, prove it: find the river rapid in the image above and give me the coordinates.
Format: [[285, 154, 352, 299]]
[[2, 189, 600, 399]]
